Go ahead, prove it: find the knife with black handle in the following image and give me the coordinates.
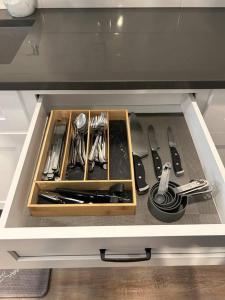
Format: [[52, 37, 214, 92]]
[[130, 113, 149, 195], [167, 127, 184, 177], [151, 150, 162, 180], [148, 125, 162, 180], [132, 154, 149, 194]]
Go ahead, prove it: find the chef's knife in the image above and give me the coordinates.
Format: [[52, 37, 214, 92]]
[[167, 126, 184, 177], [130, 113, 149, 195], [148, 125, 162, 180]]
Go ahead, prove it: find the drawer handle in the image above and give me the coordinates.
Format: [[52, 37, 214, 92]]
[[100, 248, 151, 263]]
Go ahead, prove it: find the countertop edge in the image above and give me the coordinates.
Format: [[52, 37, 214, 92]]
[[1, 81, 225, 91]]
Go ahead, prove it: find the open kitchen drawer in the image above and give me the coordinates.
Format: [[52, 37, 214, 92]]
[[1, 91, 225, 269]]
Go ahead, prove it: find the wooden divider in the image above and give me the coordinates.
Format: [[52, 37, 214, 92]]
[[28, 109, 136, 217], [107, 112, 110, 181], [84, 111, 91, 181], [60, 112, 72, 180]]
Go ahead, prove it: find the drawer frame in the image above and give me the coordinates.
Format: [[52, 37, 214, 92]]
[[1, 89, 225, 268]]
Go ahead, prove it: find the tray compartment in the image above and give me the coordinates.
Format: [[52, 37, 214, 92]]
[[87, 110, 109, 181], [34, 110, 70, 181], [62, 110, 90, 181], [28, 180, 135, 217], [108, 110, 132, 180]]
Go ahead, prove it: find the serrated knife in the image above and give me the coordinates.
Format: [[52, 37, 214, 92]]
[[130, 113, 149, 195], [167, 126, 184, 177], [148, 125, 162, 179]]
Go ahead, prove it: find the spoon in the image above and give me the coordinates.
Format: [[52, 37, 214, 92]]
[[74, 113, 87, 134], [69, 113, 88, 168]]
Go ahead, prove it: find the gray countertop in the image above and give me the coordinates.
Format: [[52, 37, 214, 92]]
[[1, 8, 225, 90]]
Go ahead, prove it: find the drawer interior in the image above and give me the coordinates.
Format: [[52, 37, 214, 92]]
[[1, 93, 225, 228]]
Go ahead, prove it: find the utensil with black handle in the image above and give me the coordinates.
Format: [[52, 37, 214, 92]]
[[148, 125, 162, 180], [167, 127, 184, 177], [130, 113, 149, 195]]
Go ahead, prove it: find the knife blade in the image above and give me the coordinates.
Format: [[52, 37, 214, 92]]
[[148, 125, 162, 180], [130, 113, 149, 195], [167, 127, 184, 177]]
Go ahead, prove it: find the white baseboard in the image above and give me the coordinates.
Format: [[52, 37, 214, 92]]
[[1, 0, 225, 9]]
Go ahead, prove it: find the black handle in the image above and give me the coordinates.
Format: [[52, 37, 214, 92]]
[[133, 154, 149, 195], [100, 248, 151, 263], [170, 147, 184, 177], [151, 150, 162, 179]]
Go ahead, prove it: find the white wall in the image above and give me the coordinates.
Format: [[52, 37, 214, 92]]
[[1, 0, 225, 8]]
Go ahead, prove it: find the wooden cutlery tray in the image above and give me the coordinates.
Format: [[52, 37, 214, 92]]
[[28, 109, 136, 216]]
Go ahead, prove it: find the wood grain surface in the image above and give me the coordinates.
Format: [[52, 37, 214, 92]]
[[3, 266, 225, 300]]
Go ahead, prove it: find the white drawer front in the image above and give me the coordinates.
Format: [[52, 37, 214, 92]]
[[0, 92, 33, 133], [2, 247, 225, 269], [1, 91, 225, 268]]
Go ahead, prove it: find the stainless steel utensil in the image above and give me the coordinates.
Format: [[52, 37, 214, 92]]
[[42, 121, 67, 181], [154, 162, 172, 204], [148, 178, 212, 222], [88, 113, 108, 172], [68, 113, 88, 170], [173, 179, 212, 196]]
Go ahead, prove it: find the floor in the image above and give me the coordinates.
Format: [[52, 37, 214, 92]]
[[3, 266, 225, 300]]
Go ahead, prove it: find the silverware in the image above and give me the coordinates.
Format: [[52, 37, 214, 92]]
[[42, 121, 67, 181], [88, 113, 108, 172], [68, 113, 88, 170], [38, 184, 132, 204]]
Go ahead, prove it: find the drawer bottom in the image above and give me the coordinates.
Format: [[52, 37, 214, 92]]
[[23, 114, 220, 227]]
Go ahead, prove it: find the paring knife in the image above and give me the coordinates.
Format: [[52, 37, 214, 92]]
[[167, 126, 184, 177], [148, 125, 162, 180], [130, 113, 149, 195]]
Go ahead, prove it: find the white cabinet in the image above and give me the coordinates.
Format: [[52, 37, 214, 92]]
[[1, 89, 225, 269], [0, 91, 36, 210], [0, 91, 36, 133], [0, 134, 26, 210]]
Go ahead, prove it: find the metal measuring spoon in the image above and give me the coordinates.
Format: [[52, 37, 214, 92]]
[[154, 162, 172, 205]]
